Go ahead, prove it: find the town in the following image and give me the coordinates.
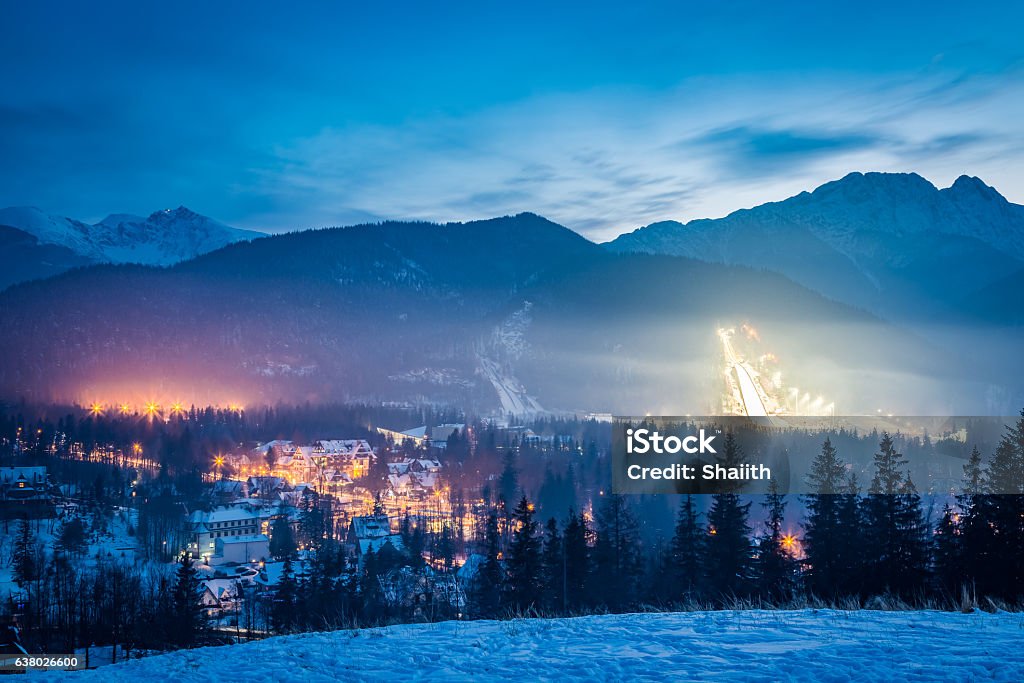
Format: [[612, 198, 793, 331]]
[[2, 402, 1023, 670], [0, 402, 605, 661]]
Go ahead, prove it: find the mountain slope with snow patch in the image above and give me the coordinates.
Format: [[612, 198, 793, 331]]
[[0, 205, 262, 267]]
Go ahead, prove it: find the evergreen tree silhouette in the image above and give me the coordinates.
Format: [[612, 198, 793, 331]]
[[756, 481, 799, 601], [506, 496, 542, 612], [669, 495, 705, 601], [861, 432, 929, 597], [705, 433, 752, 601]]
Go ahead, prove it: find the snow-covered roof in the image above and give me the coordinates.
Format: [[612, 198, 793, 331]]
[[201, 578, 242, 601], [351, 514, 392, 539], [0, 466, 47, 485], [254, 439, 295, 454], [359, 536, 405, 556], [217, 534, 269, 546], [314, 439, 373, 456], [457, 553, 487, 581], [190, 506, 260, 526]]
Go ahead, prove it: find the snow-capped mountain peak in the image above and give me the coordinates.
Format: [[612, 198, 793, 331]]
[[0, 205, 263, 266], [0, 206, 97, 256]]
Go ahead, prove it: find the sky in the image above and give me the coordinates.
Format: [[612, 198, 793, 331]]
[[1, 1, 1023, 242]]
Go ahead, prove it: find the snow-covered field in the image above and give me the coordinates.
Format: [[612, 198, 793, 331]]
[[35, 609, 1024, 682]]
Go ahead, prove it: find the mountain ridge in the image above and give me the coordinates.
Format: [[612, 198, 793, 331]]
[[0, 205, 263, 268], [605, 172, 1024, 319], [0, 212, 1000, 414]]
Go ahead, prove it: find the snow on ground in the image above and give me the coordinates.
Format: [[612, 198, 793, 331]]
[[34, 609, 1024, 682], [1, 506, 141, 600]]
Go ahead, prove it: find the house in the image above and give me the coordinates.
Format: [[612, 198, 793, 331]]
[[211, 479, 247, 503], [243, 438, 376, 489], [348, 513, 393, 541], [0, 467, 53, 515], [385, 458, 443, 499], [246, 476, 290, 499], [348, 513, 405, 566], [189, 506, 261, 558], [199, 578, 243, 612], [357, 535, 405, 558], [211, 534, 270, 566]]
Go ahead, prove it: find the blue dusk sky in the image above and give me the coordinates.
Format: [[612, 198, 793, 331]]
[[1, 1, 1022, 241]]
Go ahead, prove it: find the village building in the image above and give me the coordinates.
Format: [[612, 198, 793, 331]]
[[347, 513, 405, 566], [210, 534, 270, 566], [0, 466, 54, 516]]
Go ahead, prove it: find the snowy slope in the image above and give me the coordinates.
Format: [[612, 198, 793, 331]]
[[0, 207, 98, 258], [0, 206, 263, 266], [37, 609, 1024, 682]]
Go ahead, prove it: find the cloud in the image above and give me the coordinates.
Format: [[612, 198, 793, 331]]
[[241, 68, 1022, 241], [688, 125, 883, 175], [4, 65, 1019, 242]]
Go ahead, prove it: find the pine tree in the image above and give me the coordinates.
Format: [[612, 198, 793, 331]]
[[57, 517, 88, 555], [540, 517, 564, 614], [704, 433, 752, 601], [401, 514, 426, 569], [669, 495, 705, 601], [755, 481, 799, 601], [473, 510, 504, 618], [834, 471, 864, 597], [505, 496, 542, 612], [861, 432, 930, 598], [13, 519, 38, 586], [592, 494, 642, 611], [171, 552, 205, 647], [299, 495, 325, 550], [562, 509, 590, 611], [933, 503, 963, 593], [273, 555, 298, 633], [983, 412, 1024, 598], [802, 437, 846, 597], [269, 514, 297, 560], [359, 549, 386, 623], [498, 451, 519, 508], [957, 445, 996, 595], [433, 523, 456, 571]]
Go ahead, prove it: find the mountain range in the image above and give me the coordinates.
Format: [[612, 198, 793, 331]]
[[0, 172, 1021, 414], [606, 173, 1024, 321], [0, 205, 262, 290]]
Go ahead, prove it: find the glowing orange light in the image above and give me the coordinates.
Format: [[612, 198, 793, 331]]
[[119, 403, 132, 415], [89, 402, 103, 416], [171, 402, 184, 414], [132, 442, 143, 455], [145, 402, 159, 416], [782, 534, 796, 549], [214, 456, 225, 467]]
